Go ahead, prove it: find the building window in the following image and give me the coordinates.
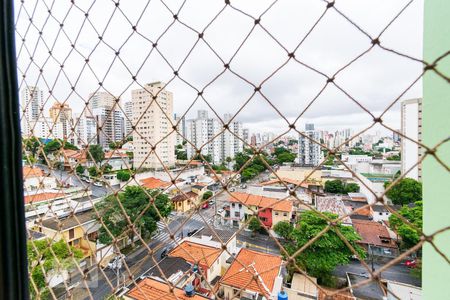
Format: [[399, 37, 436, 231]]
[[275, 212, 279, 216], [283, 213, 288, 217], [69, 229, 74, 239]]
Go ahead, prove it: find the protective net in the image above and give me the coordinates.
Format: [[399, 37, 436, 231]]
[[15, 0, 449, 299]]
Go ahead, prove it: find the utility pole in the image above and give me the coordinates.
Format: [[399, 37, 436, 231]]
[[369, 244, 375, 272]]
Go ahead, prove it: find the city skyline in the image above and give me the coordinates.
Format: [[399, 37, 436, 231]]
[[15, 0, 423, 135]]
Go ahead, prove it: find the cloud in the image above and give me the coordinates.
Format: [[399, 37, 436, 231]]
[[15, 0, 423, 135]]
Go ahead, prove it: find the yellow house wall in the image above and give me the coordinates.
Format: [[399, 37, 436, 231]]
[[272, 210, 292, 225]]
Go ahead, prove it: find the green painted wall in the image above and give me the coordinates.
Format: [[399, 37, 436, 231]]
[[423, 1, 450, 299]]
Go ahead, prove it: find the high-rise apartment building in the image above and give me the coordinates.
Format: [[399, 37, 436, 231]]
[[87, 91, 116, 116], [49, 102, 74, 143], [75, 115, 97, 147], [243, 128, 250, 145], [93, 107, 125, 148], [124, 101, 133, 136], [185, 111, 244, 164], [174, 113, 186, 146], [132, 82, 175, 169], [401, 98, 422, 181], [21, 86, 44, 136], [298, 124, 322, 166]]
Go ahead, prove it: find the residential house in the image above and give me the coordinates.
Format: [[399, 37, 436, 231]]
[[139, 177, 172, 190], [36, 210, 100, 260], [169, 240, 223, 285], [371, 204, 393, 222], [316, 196, 353, 225], [228, 192, 293, 229], [219, 248, 283, 300], [124, 277, 210, 300], [23, 166, 57, 192], [60, 149, 87, 170], [143, 256, 193, 288], [103, 151, 131, 171], [352, 219, 399, 257], [283, 273, 318, 300], [172, 191, 199, 213]]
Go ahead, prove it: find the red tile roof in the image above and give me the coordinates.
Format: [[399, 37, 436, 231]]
[[352, 219, 397, 248], [169, 241, 222, 268], [140, 177, 171, 189], [23, 166, 44, 178], [24, 192, 65, 204], [104, 151, 129, 159], [220, 248, 282, 298], [228, 192, 293, 212], [126, 277, 208, 300], [260, 177, 310, 188], [171, 192, 197, 202]]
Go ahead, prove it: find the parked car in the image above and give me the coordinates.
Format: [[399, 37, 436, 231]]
[[202, 202, 209, 209], [93, 181, 103, 187], [160, 246, 173, 259], [405, 259, 417, 268], [208, 200, 215, 205], [187, 229, 199, 237]]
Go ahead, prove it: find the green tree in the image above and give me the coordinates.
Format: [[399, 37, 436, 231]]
[[384, 178, 422, 205], [109, 141, 122, 149], [389, 201, 422, 249], [87, 144, 104, 163], [387, 154, 401, 161], [117, 170, 131, 181], [101, 163, 113, 173], [248, 216, 261, 237], [24, 136, 41, 156], [28, 239, 83, 298], [273, 221, 293, 240], [76, 165, 85, 175], [323, 155, 335, 166], [126, 151, 134, 159], [43, 139, 77, 154], [96, 186, 172, 245], [286, 211, 365, 285], [277, 152, 296, 164], [202, 191, 213, 201], [345, 183, 360, 193], [88, 166, 98, 177], [324, 180, 345, 194]]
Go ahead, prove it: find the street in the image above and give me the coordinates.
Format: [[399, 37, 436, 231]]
[[61, 205, 217, 299], [333, 260, 421, 287]]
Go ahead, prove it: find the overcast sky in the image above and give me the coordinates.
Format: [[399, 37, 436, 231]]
[[15, 0, 424, 135]]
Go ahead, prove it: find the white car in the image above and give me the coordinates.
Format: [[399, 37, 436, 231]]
[[93, 181, 103, 187]]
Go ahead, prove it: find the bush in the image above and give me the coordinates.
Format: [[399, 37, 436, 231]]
[[117, 170, 131, 181]]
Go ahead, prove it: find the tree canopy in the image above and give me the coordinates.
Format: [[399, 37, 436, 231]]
[[96, 186, 172, 245], [248, 216, 262, 235], [384, 178, 422, 205], [28, 239, 83, 297], [202, 191, 213, 200], [117, 170, 131, 181], [234, 149, 274, 182], [389, 201, 422, 249], [285, 211, 365, 284], [273, 221, 293, 240], [324, 180, 360, 194], [87, 144, 104, 163], [43, 139, 78, 154]]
